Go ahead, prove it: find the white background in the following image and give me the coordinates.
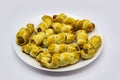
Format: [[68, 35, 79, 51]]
[[0, 0, 120, 80]]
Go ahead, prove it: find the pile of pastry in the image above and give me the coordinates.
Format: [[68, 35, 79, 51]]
[[16, 13, 102, 69]]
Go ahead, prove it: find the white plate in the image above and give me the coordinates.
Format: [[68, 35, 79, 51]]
[[13, 13, 103, 72]]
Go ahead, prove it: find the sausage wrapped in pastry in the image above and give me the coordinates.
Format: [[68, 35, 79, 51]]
[[43, 32, 75, 47], [53, 13, 95, 32], [30, 29, 54, 46], [53, 13, 76, 26], [63, 17, 76, 26], [16, 23, 34, 46], [76, 30, 88, 48], [53, 13, 67, 23], [77, 19, 95, 32], [48, 43, 80, 54], [81, 35, 102, 59], [35, 15, 53, 33], [36, 51, 80, 68], [52, 22, 73, 33], [22, 43, 43, 58]]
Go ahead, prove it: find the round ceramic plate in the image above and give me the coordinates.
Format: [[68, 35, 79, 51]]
[[13, 13, 103, 72]]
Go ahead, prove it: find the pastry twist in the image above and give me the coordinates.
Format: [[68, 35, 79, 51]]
[[53, 13, 67, 23], [52, 22, 73, 33], [43, 32, 75, 47], [81, 35, 102, 59], [53, 13, 95, 32], [16, 23, 34, 46], [48, 43, 80, 54], [29, 29, 55, 46], [36, 51, 80, 68], [76, 30, 88, 48], [35, 15, 53, 33], [22, 43, 43, 58], [77, 19, 95, 32]]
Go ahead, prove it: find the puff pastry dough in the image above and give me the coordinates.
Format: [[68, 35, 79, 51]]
[[53, 13, 67, 23], [77, 19, 95, 32], [48, 43, 80, 54], [81, 35, 102, 59], [52, 22, 73, 33], [22, 43, 43, 58], [30, 29, 54, 46], [63, 17, 76, 26], [76, 30, 88, 48], [53, 13, 95, 32], [35, 15, 53, 33], [16, 23, 34, 46], [43, 33, 75, 47], [36, 51, 80, 68]]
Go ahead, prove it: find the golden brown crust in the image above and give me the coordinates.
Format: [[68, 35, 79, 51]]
[[63, 17, 75, 25], [65, 33, 75, 43], [44, 29, 55, 37], [43, 33, 75, 47], [29, 29, 54, 46], [57, 33, 66, 44], [81, 35, 102, 59], [35, 15, 53, 33], [78, 19, 95, 32], [76, 30, 88, 48], [52, 22, 73, 33], [42, 15, 53, 27], [16, 23, 34, 46], [36, 51, 80, 68], [43, 35, 57, 47], [22, 43, 43, 58], [29, 32, 46, 46], [48, 43, 79, 54], [53, 13, 67, 23], [53, 13, 95, 32]]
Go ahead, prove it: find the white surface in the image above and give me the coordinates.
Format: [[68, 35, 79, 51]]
[[13, 14, 103, 72], [0, 0, 120, 80]]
